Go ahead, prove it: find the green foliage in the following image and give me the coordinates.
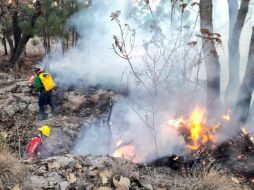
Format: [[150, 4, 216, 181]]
[[31, 37, 40, 46], [34, 0, 82, 40], [0, 0, 86, 51]]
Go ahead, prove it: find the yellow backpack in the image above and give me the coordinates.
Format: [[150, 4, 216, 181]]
[[39, 72, 56, 92]]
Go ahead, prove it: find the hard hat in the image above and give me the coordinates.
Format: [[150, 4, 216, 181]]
[[38, 125, 51, 137], [32, 65, 41, 71]]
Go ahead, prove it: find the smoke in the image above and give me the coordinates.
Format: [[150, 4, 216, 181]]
[[40, 0, 254, 161], [47, 0, 207, 161]]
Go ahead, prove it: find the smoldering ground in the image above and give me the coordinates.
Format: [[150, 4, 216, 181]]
[[39, 0, 254, 162]]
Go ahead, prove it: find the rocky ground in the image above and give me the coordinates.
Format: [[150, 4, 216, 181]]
[[0, 67, 253, 190], [0, 70, 113, 157], [18, 154, 250, 190]]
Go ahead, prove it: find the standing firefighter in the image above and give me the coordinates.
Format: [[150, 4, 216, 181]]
[[26, 125, 51, 158], [33, 65, 57, 120]]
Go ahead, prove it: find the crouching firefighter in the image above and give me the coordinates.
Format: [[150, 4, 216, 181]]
[[32, 65, 57, 120], [26, 125, 51, 158]]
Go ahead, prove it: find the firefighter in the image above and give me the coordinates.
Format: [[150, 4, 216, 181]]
[[26, 125, 51, 158], [32, 65, 57, 120]]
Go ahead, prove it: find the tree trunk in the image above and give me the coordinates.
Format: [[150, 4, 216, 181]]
[[2, 33, 8, 55], [43, 29, 48, 54], [47, 30, 51, 53], [3, 21, 14, 57], [10, 35, 30, 66], [227, 0, 238, 38], [225, 0, 250, 105], [10, 0, 41, 66], [234, 27, 254, 127], [72, 28, 75, 47], [199, 0, 221, 120], [12, 10, 21, 52]]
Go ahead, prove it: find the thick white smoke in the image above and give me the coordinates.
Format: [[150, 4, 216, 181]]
[[41, 0, 254, 161]]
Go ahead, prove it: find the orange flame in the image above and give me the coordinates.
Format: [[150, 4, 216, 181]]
[[221, 110, 231, 121], [113, 144, 141, 162], [168, 106, 221, 151]]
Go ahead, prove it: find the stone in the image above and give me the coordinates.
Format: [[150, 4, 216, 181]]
[[89, 169, 99, 177], [98, 187, 112, 190], [18, 102, 27, 110], [28, 172, 62, 189], [116, 186, 128, 190], [99, 170, 112, 185], [3, 103, 18, 116], [75, 162, 82, 169], [67, 173, 77, 184], [119, 176, 130, 188], [37, 166, 47, 174], [66, 91, 86, 111], [0, 132, 8, 140], [28, 103, 39, 113], [45, 156, 75, 168], [48, 161, 61, 171], [113, 176, 130, 189], [63, 127, 77, 138], [60, 181, 69, 190], [11, 184, 20, 190]]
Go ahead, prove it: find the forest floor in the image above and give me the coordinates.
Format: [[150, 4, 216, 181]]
[[0, 52, 253, 190]]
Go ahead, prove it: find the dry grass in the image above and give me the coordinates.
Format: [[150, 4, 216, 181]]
[[142, 164, 250, 190], [111, 159, 137, 178], [168, 167, 247, 190], [0, 138, 27, 188]]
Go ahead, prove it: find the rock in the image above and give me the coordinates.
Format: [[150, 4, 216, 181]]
[[48, 161, 61, 171], [99, 170, 112, 185], [37, 166, 47, 174], [231, 177, 240, 184], [98, 187, 112, 190], [0, 132, 8, 140], [18, 102, 27, 110], [45, 156, 75, 168], [28, 172, 62, 189], [3, 103, 19, 116], [12, 184, 20, 190], [75, 162, 82, 169], [141, 183, 153, 190], [63, 127, 77, 138], [67, 173, 77, 184], [89, 169, 99, 177], [113, 177, 119, 188], [21, 86, 31, 93], [28, 103, 38, 113], [116, 186, 128, 190], [113, 176, 130, 189], [66, 91, 86, 111], [119, 176, 130, 188], [60, 181, 69, 190]]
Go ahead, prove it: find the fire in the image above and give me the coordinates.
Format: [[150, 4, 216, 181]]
[[168, 106, 230, 151], [221, 110, 231, 121], [113, 144, 137, 161], [189, 107, 205, 143]]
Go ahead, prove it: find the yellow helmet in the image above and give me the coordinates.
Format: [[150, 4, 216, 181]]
[[38, 125, 51, 137]]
